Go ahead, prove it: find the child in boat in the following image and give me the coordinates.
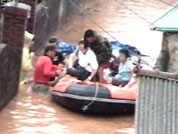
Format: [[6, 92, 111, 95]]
[[63, 40, 99, 81], [104, 48, 134, 86]]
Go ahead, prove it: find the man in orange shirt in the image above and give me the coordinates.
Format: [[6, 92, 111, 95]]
[[32, 45, 63, 93]]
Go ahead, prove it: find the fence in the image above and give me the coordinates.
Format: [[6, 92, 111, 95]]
[[135, 69, 178, 134]]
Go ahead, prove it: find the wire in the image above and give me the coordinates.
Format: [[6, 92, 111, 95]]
[[115, 0, 152, 24], [115, 0, 178, 29], [159, 0, 176, 7], [149, 2, 178, 27], [68, 0, 121, 42]]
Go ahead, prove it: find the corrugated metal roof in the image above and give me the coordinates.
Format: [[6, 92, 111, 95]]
[[150, 3, 178, 32], [135, 71, 178, 134]]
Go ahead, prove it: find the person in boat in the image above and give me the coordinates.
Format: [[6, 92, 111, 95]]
[[67, 45, 79, 68], [104, 48, 134, 86], [68, 29, 112, 68], [83, 29, 112, 65], [63, 40, 99, 81], [32, 45, 63, 93]]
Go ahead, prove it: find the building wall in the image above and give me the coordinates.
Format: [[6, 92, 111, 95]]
[[0, 44, 21, 111], [0, 2, 30, 111], [155, 33, 178, 73], [34, 0, 82, 54], [0, 17, 2, 43]]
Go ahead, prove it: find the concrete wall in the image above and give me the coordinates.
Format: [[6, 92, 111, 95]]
[[34, 0, 82, 54], [155, 33, 178, 73], [0, 2, 30, 111], [0, 44, 21, 111], [0, 17, 2, 43]]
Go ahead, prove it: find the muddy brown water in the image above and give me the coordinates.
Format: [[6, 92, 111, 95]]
[[0, 85, 134, 134], [0, 0, 170, 133]]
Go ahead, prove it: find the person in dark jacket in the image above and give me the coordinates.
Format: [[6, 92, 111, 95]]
[[83, 29, 112, 65]]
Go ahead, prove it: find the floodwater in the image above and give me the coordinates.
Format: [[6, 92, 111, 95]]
[[0, 0, 171, 133], [55, 0, 170, 58], [0, 85, 134, 134]]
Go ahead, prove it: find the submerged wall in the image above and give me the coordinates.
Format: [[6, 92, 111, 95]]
[[34, 0, 82, 54], [155, 33, 178, 73], [0, 44, 21, 111], [0, 2, 30, 111], [0, 16, 2, 43]]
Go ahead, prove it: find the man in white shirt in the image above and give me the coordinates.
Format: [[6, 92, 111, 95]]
[[66, 40, 98, 81]]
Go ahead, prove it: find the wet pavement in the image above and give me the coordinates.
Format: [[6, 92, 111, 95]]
[[55, 0, 173, 58]]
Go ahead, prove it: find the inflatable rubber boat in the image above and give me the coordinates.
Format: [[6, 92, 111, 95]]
[[51, 75, 138, 114]]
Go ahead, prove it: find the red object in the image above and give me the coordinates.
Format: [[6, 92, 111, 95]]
[[53, 75, 138, 100], [34, 56, 62, 84]]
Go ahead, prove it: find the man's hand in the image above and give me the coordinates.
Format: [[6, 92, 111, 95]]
[[86, 76, 92, 81], [56, 70, 62, 76]]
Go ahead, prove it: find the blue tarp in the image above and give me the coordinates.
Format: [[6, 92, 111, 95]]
[[57, 41, 77, 54], [110, 41, 141, 55], [57, 40, 141, 55]]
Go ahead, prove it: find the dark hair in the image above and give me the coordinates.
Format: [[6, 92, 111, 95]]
[[84, 29, 95, 38], [37, 0, 43, 4], [48, 37, 58, 44], [119, 48, 131, 58], [44, 45, 56, 55], [78, 40, 89, 49]]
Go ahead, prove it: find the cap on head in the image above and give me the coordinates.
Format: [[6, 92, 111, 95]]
[[48, 37, 58, 44]]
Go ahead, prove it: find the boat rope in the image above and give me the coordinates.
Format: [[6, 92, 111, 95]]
[[81, 82, 99, 112]]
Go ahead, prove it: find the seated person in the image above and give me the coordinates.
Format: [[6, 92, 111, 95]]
[[64, 40, 98, 81], [67, 46, 79, 68], [104, 48, 134, 86], [32, 45, 63, 93]]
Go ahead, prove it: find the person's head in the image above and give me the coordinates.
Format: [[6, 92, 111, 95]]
[[84, 29, 96, 44], [48, 37, 58, 45], [44, 45, 56, 58], [119, 48, 131, 63], [78, 40, 88, 54]]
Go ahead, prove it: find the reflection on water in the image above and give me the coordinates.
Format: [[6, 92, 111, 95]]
[[0, 84, 134, 134], [115, 128, 134, 134]]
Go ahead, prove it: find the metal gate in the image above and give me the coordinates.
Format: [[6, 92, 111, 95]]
[[135, 69, 178, 134]]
